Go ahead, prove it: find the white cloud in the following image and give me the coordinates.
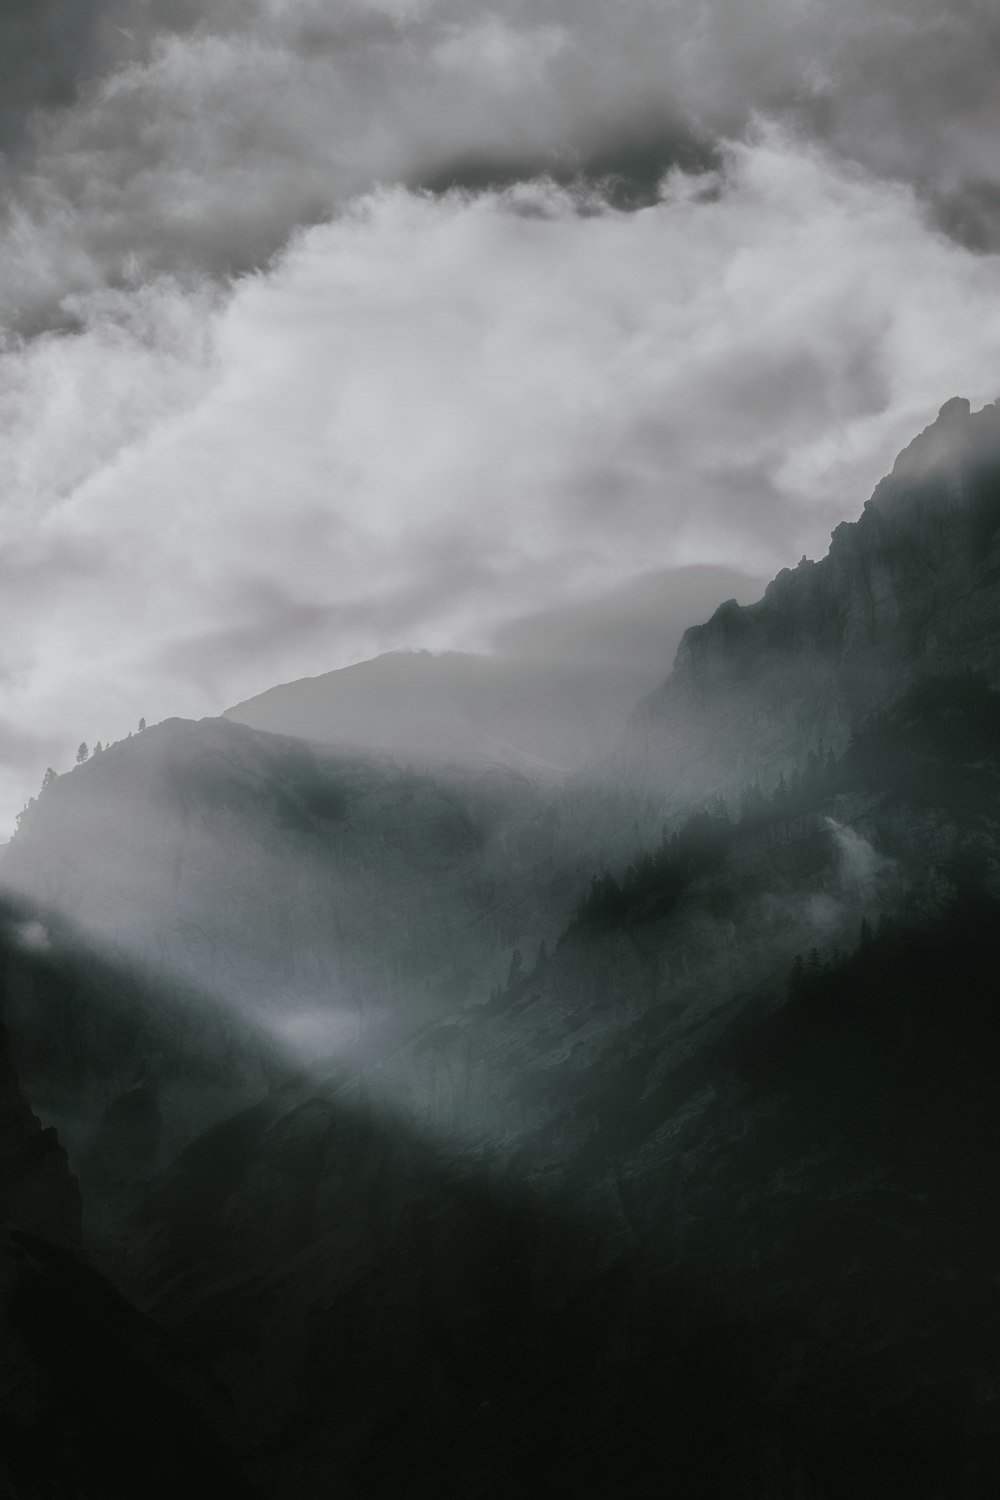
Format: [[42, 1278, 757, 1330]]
[[2, 131, 1000, 827]]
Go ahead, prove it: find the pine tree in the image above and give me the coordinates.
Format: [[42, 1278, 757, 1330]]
[[76, 742, 89, 764], [41, 767, 58, 791], [138, 717, 146, 732]]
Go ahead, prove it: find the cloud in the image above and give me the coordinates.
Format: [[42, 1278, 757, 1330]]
[[0, 0, 108, 149], [491, 565, 765, 675], [3, 0, 1000, 338], [2, 132, 1000, 827]]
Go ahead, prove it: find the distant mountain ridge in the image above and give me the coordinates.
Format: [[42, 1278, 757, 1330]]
[[222, 565, 764, 773], [620, 396, 1000, 803], [226, 648, 610, 774]]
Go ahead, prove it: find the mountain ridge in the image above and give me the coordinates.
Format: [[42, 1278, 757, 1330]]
[[221, 564, 764, 774], [5, 396, 1000, 1495], [621, 395, 1000, 803]]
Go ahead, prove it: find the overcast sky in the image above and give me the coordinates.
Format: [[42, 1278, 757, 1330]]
[[2, 0, 1000, 826]]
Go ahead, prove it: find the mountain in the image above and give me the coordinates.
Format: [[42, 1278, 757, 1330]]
[[622, 396, 1000, 804], [0, 716, 600, 1189], [0, 1023, 259, 1499], [225, 647, 656, 776], [0, 717, 577, 1036], [103, 675, 1000, 1496], [5, 401, 1000, 1173], [0, 894, 285, 1196], [5, 398, 1000, 1494], [224, 565, 764, 774], [117, 881, 1000, 1499]]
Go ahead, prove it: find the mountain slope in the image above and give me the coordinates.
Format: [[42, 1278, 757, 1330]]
[[0, 717, 587, 1093], [226, 647, 654, 776], [622, 396, 1000, 803], [6, 399, 1000, 1494], [123, 857, 1000, 1498], [0, 1024, 259, 1499], [0, 898, 285, 1192], [5, 400, 1000, 1186]]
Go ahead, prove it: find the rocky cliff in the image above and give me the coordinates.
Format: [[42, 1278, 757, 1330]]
[[624, 397, 1000, 803]]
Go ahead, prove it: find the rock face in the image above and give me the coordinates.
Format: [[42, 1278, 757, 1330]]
[[624, 398, 1000, 803]]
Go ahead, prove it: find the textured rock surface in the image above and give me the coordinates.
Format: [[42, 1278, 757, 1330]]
[[623, 398, 1000, 803]]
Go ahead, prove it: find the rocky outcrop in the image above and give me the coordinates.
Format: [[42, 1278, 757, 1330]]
[[623, 397, 1000, 803]]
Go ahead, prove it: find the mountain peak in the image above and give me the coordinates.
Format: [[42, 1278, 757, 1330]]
[[622, 398, 1000, 803], [937, 395, 972, 422]]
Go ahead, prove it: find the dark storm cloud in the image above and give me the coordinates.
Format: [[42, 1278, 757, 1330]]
[[783, 2, 1000, 252], [3, 0, 1000, 338], [934, 181, 1000, 257], [421, 123, 723, 211], [0, 0, 208, 154], [0, 0, 105, 148]]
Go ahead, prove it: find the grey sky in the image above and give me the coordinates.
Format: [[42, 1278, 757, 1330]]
[[1, 1, 1000, 824]]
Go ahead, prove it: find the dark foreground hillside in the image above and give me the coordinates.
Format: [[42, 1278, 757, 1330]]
[[86, 885, 1000, 1499], [0, 1021, 259, 1499]]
